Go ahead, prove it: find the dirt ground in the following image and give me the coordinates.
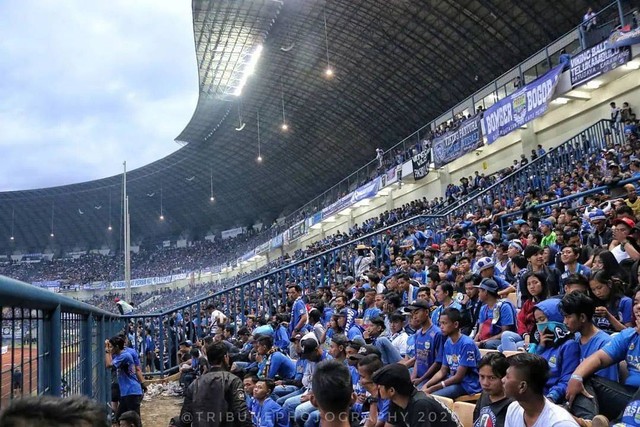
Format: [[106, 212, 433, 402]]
[[141, 394, 183, 426]]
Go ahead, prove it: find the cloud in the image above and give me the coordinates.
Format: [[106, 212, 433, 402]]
[[0, 0, 199, 191]]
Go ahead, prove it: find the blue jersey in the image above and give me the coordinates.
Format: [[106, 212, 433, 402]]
[[112, 351, 142, 396], [538, 339, 580, 403], [443, 334, 481, 395], [289, 297, 308, 335], [431, 301, 462, 327], [413, 324, 444, 379], [575, 330, 618, 382], [144, 335, 155, 352], [593, 296, 633, 334], [251, 398, 287, 427], [347, 324, 363, 341], [259, 351, 296, 380], [603, 327, 640, 387], [477, 300, 516, 338], [406, 333, 416, 358], [124, 347, 141, 368]]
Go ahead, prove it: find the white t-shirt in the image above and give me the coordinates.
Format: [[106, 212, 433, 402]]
[[209, 310, 227, 332], [505, 399, 578, 427]]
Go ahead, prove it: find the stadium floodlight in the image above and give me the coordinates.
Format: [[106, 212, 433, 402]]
[[234, 44, 263, 97], [586, 80, 602, 89], [551, 97, 570, 105]]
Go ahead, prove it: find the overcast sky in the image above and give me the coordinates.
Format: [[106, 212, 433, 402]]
[[0, 0, 198, 191]]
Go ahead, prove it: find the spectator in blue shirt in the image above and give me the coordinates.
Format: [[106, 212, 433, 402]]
[[567, 287, 640, 423], [474, 279, 517, 350], [425, 308, 482, 399], [532, 299, 580, 406], [255, 336, 296, 380], [589, 270, 633, 334], [430, 282, 462, 326], [105, 335, 143, 422], [406, 299, 443, 388], [363, 316, 402, 364], [251, 379, 287, 427], [286, 284, 308, 337]]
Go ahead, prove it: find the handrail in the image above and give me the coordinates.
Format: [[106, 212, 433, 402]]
[[438, 119, 616, 218], [125, 213, 444, 317], [498, 175, 640, 224], [0, 274, 118, 317]]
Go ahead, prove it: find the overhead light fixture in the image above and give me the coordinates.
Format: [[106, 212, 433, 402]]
[[551, 97, 570, 105], [209, 167, 215, 202], [235, 101, 246, 131], [625, 60, 640, 70], [50, 202, 55, 239], [323, 7, 333, 78], [280, 83, 288, 131], [159, 186, 164, 220], [257, 110, 263, 163], [586, 80, 602, 89], [234, 44, 263, 97], [10, 207, 15, 242]]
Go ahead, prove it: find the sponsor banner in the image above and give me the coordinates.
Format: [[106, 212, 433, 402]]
[[33, 280, 60, 288], [607, 26, 640, 49], [289, 220, 307, 241], [211, 265, 222, 274], [412, 150, 431, 180], [482, 65, 564, 145], [171, 273, 188, 281], [83, 282, 107, 290], [432, 117, 482, 168], [352, 177, 382, 203], [221, 227, 245, 240], [110, 275, 174, 290], [255, 241, 270, 255], [271, 233, 284, 249], [322, 194, 354, 218], [283, 229, 291, 247], [570, 41, 630, 88]]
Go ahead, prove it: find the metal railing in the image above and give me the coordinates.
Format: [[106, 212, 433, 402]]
[[121, 213, 444, 376], [438, 119, 627, 224], [0, 276, 121, 409]]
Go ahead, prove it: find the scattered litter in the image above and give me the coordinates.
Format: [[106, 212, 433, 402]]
[[144, 381, 183, 400]]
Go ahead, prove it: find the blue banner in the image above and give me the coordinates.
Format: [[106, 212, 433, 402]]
[[352, 177, 381, 203], [307, 211, 323, 227], [271, 233, 284, 249], [289, 220, 307, 241], [607, 26, 640, 49], [482, 65, 564, 144], [322, 194, 354, 218], [432, 116, 482, 168]]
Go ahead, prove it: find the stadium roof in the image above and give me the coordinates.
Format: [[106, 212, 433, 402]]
[[0, 0, 613, 252]]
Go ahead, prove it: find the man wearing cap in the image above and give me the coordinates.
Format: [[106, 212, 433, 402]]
[[406, 299, 444, 389], [609, 217, 640, 262], [281, 333, 330, 427], [372, 364, 459, 427], [353, 244, 374, 277], [334, 309, 364, 343], [388, 313, 409, 357], [475, 257, 514, 297], [586, 209, 613, 248], [473, 279, 517, 350]]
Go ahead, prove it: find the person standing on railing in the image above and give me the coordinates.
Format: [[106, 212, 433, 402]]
[[583, 7, 597, 32]]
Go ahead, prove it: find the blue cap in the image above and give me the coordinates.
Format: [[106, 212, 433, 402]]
[[514, 219, 527, 225]]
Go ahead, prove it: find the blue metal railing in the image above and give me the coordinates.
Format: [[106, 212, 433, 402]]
[[0, 276, 121, 408]]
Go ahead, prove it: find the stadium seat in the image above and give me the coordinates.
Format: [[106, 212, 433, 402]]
[[433, 395, 454, 410], [479, 349, 498, 357], [503, 350, 523, 358], [455, 393, 481, 403], [453, 401, 476, 427]]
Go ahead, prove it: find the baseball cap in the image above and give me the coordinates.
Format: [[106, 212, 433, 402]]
[[474, 278, 499, 293], [513, 219, 527, 225], [372, 363, 411, 387], [300, 333, 319, 356], [179, 340, 193, 347], [348, 344, 381, 360], [475, 257, 494, 272], [427, 244, 440, 252], [539, 219, 553, 228], [406, 299, 431, 311], [613, 217, 635, 229], [344, 276, 355, 283]]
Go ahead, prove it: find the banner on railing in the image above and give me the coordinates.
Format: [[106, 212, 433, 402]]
[[32, 280, 60, 288], [412, 150, 431, 180], [352, 177, 382, 202], [322, 194, 354, 218], [211, 265, 222, 274], [221, 227, 245, 240], [240, 250, 255, 262], [432, 117, 482, 168], [289, 220, 307, 241], [255, 241, 270, 255], [271, 233, 284, 249], [385, 166, 398, 186], [171, 273, 188, 281], [482, 65, 564, 145], [110, 275, 174, 289], [307, 211, 323, 228], [569, 41, 631, 88], [607, 26, 640, 49]]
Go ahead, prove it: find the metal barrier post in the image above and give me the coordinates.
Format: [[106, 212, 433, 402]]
[[158, 319, 165, 377], [49, 304, 62, 397], [82, 313, 92, 397]]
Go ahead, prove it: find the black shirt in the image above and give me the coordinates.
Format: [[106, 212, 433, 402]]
[[472, 391, 512, 427], [388, 389, 459, 427]]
